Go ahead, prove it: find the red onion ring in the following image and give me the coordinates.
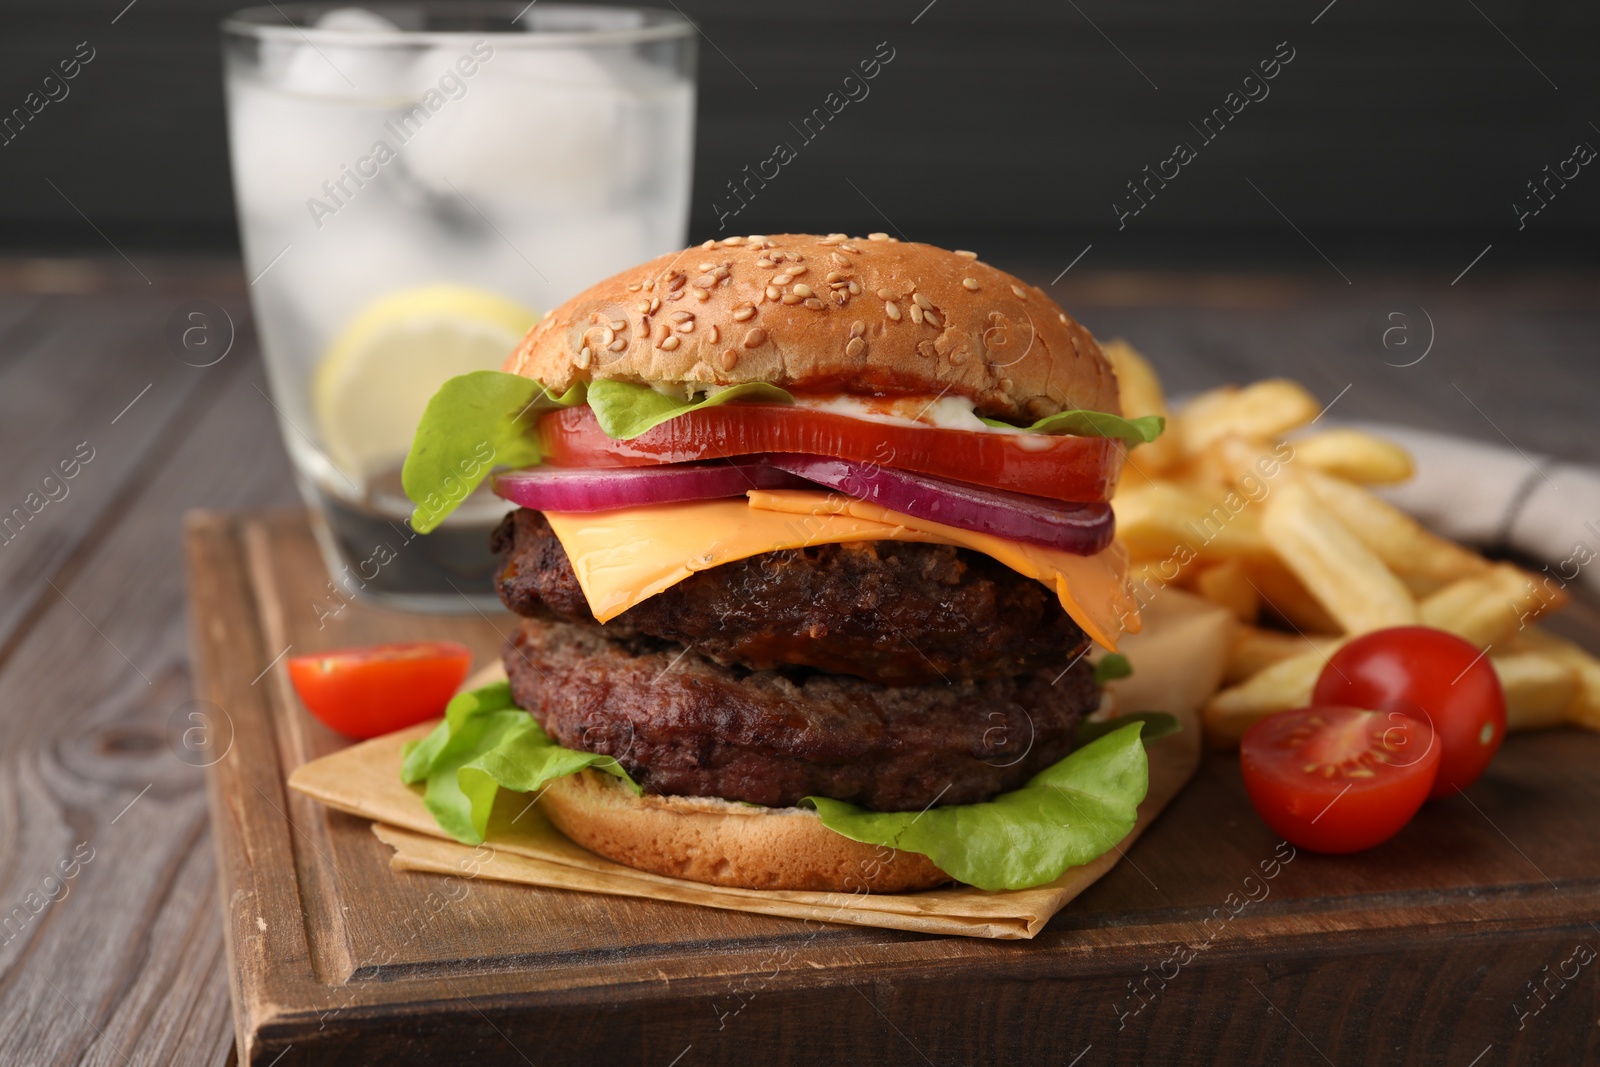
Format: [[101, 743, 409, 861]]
[[765, 455, 1114, 555], [492, 458, 807, 512], [493, 454, 1114, 555]]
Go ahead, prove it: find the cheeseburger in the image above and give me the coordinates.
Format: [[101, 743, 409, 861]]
[[401, 233, 1160, 893]]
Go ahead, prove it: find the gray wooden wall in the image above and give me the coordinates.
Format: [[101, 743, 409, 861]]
[[1, 0, 1595, 267]]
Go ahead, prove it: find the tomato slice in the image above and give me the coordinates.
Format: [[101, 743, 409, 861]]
[[537, 404, 1122, 503], [288, 641, 472, 739], [1311, 626, 1505, 799], [1239, 706, 1440, 854]]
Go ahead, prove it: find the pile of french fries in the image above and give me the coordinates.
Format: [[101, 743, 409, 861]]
[[1103, 340, 1600, 746]]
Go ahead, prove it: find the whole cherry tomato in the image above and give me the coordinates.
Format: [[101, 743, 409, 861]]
[[1312, 626, 1504, 798]]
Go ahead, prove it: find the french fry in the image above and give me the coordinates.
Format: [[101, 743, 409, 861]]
[[1291, 429, 1415, 485], [1512, 628, 1600, 732], [1112, 482, 1271, 564], [1192, 558, 1260, 625], [1301, 471, 1488, 595], [1181, 379, 1321, 451], [1418, 563, 1566, 648], [1226, 626, 1343, 685], [1490, 646, 1579, 732], [1261, 481, 1418, 634], [1205, 643, 1344, 745], [1242, 558, 1342, 634], [1101, 339, 1185, 474]]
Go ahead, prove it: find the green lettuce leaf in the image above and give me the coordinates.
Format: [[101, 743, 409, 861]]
[[980, 409, 1165, 446], [401, 371, 584, 533], [803, 722, 1150, 891], [1092, 652, 1133, 685], [586, 379, 794, 438], [1076, 711, 1180, 746], [401, 684, 1155, 889], [400, 681, 638, 845]]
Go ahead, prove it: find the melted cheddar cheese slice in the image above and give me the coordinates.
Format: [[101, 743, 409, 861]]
[[542, 490, 1140, 650]]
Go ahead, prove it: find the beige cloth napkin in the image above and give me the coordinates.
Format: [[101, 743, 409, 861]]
[[289, 591, 1234, 939]]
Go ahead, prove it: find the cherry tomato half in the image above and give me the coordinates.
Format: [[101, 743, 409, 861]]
[[1240, 706, 1440, 854], [1312, 626, 1505, 799], [287, 641, 472, 739], [537, 404, 1122, 503]]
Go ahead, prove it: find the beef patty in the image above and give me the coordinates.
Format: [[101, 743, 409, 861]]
[[506, 616, 1098, 811], [492, 508, 1089, 685]]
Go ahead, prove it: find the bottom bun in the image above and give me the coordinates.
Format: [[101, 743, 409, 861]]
[[539, 770, 952, 892]]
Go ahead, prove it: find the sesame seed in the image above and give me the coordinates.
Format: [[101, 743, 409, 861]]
[[849, 320, 866, 338], [831, 252, 850, 267], [698, 262, 715, 272], [577, 346, 592, 368], [720, 349, 739, 370], [804, 298, 825, 310], [693, 287, 711, 302], [955, 250, 978, 259], [885, 301, 901, 321], [747, 235, 766, 244], [610, 320, 626, 330], [962, 278, 980, 291], [708, 324, 720, 344], [1011, 285, 1027, 299], [722, 235, 745, 246], [695, 273, 717, 288], [701, 239, 716, 250], [773, 273, 792, 285], [831, 291, 849, 306], [1059, 313, 1068, 324], [925, 310, 942, 328], [909, 304, 924, 325], [743, 328, 766, 348], [732, 304, 756, 322], [650, 297, 661, 313], [826, 271, 844, 284], [667, 273, 686, 291], [627, 283, 642, 292], [757, 258, 776, 268], [654, 325, 671, 344], [660, 335, 680, 351], [787, 265, 807, 276], [601, 327, 616, 345], [845, 337, 866, 358], [912, 293, 933, 311], [867, 232, 889, 241], [715, 267, 731, 280], [781, 293, 802, 305], [677, 320, 695, 333], [671, 310, 693, 322], [765, 285, 781, 301], [792, 283, 813, 298], [847, 281, 861, 295], [607, 338, 627, 352], [636, 301, 651, 314], [841, 243, 860, 254]]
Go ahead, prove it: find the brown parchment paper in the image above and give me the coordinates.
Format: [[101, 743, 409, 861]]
[[289, 591, 1234, 939]]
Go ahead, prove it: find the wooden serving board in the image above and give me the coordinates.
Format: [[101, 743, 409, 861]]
[[187, 510, 1600, 1066]]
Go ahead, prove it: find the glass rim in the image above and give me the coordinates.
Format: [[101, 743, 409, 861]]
[[222, 2, 697, 48]]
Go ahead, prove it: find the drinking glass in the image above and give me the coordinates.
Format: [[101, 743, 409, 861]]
[[222, 3, 695, 609]]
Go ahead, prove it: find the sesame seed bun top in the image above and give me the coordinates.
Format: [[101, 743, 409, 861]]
[[504, 233, 1120, 422]]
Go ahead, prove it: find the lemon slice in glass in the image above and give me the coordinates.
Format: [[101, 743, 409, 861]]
[[314, 285, 537, 478]]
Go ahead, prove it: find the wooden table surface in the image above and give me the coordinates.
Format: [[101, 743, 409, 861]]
[[0, 255, 1594, 1065]]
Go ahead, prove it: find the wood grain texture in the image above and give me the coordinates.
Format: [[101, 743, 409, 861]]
[[191, 512, 1600, 1066], [2, 256, 1597, 1065]]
